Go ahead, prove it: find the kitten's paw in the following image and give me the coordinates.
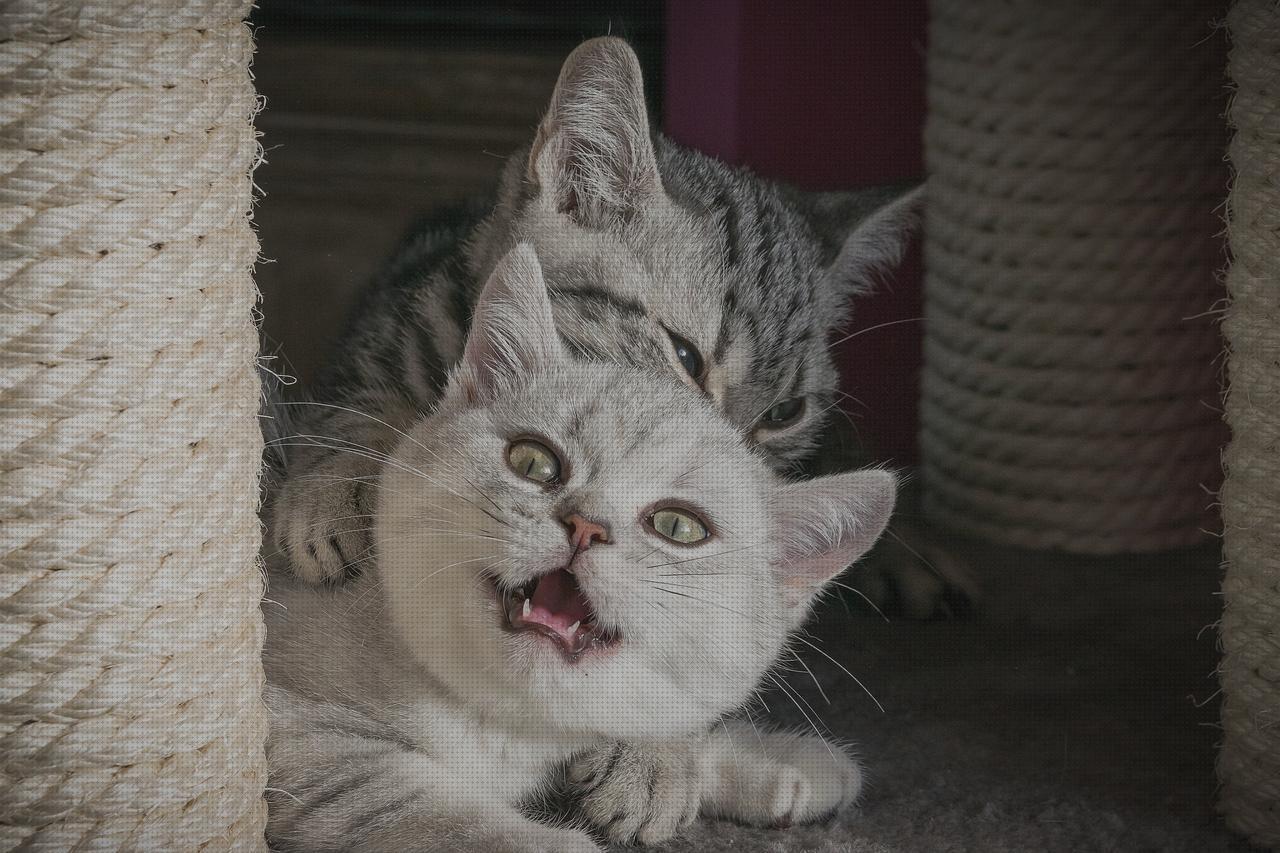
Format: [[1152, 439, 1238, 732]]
[[271, 454, 377, 584], [568, 740, 702, 845], [760, 750, 860, 828], [854, 521, 978, 620], [706, 733, 861, 828]]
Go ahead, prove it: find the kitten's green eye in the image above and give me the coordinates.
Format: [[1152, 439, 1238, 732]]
[[759, 397, 805, 428], [650, 507, 710, 544], [507, 439, 561, 484], [666, 330, 704, 381]]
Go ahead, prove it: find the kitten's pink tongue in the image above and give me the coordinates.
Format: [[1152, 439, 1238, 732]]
[[525, 569, 592, 635]]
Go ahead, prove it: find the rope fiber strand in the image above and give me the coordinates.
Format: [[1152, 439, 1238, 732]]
[[921, 0, 1229, 553], [1218, 1, 1280, 846], [0, 1, 268, 849]]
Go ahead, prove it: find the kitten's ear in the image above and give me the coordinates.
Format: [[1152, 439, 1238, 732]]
[[528, 37, 662, 226], [455, 243, 563, 403], [771, 469, 897, 624], [814, 184, 924, 317]]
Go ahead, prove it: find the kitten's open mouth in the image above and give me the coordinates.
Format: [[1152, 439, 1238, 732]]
[[496, 569, 619, 660]]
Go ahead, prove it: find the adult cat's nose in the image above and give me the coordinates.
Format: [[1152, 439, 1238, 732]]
[[560, 513, 611, 553]]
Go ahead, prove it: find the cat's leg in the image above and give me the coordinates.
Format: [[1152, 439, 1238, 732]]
[[267, 728, 602, 853], [269, 393, 418, 584], [856, 508, 979, 621], [798, 419, 978, 619], [699, 721, 862, 828], [565, 739, 703, 845]]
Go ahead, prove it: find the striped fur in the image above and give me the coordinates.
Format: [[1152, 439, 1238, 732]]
[[270, 38, 920, 586]]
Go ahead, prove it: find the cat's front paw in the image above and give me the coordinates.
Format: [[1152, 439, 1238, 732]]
[[704, 730, 862, 828], [568, 740, 702, 845], [271, 453, 378, 584], [756, 752, 859, 828], [855, 519, 978, 620]]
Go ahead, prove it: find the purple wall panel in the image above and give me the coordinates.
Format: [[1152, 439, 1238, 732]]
[[665, 0, 927, 464]]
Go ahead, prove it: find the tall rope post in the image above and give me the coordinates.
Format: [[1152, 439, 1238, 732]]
[[1, 2, 268, 849], [1219, 1, 1280, 847], [920, 1, 1228, 553]]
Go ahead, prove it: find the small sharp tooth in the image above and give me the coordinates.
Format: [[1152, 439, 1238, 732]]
[[522, 598, 531, 618], [568, 620, 580, 634]]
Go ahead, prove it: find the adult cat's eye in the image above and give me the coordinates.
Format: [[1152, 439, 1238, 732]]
[[759, 397, 805, 429], [649, 507, 710, 544], [507, 439, 561, 484], [665, 329, 704, 381]]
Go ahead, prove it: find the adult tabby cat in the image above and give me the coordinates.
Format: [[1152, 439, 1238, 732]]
[[270, 36, 963, 616], [263, 243, 895, 852]]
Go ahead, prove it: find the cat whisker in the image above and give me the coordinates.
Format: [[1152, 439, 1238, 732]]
[[473, 504, 515, 530], [275, 400, 431, 456], [823, 579, 890, 623], [418, 555, 512, 588], [787, 631, 884, 714], [280, 436, 516, 530], [789, 648, 831, 706], [288, 526, 507, 551], [271, 433, 466, 496], [396, 528, 513, 546], [269, 439, 428, 485], [652, 570, 745, 578], [275, 403, 516, 518], [268, 435, 399, 467], [643, 583, 756, 617], [296, 512, 375, 532], [643, 542, 766, 571], [642, 578, 883, 713], [642, 601, 692, 680], [640, 594, 763, 680], [465, 478, 507, 516], [356, 555, 514, 617], [762, 670, 836, 761], [883, 527, 949, 584], [830, 387, 872, 413], [672, 457, 719, 485], [291, 473, 471, 515], [828, 315, 923, 348], [810, 392, 864, 437], [736, 707, 768, 748]]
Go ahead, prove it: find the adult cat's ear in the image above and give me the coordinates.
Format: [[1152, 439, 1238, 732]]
[[455, 243, 563, 403], [805, 183, 924, 319], [771, 469, 897, 624], [528, 37, 662, 226]]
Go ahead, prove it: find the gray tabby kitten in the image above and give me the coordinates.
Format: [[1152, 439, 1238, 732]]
[[270, 36, 958, 615], [264, 243, 895, 852]]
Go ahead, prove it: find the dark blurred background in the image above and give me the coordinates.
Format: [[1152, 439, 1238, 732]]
[[251, 0, 927, 463]]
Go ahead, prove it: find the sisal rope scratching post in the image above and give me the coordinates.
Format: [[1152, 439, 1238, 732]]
[[1, 1, 268, 849], [920, 1, 1229, 553], [1218, 1, 1280, 846]]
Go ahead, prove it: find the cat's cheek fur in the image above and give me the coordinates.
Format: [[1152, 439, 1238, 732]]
[[376, 452, 510, 716]]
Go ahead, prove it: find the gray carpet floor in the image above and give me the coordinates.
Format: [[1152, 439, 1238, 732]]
[[626, 539, 1258, 853]]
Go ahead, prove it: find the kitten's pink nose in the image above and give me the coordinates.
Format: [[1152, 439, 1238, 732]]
[[561, 513, 611, 553]]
